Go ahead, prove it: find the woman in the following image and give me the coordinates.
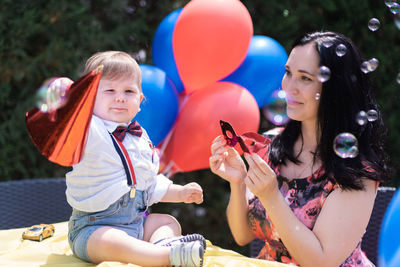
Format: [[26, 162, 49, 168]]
[[209, 31, 391, 267]]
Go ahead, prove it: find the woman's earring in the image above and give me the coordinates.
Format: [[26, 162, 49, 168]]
[[315, 93, 321, 100]]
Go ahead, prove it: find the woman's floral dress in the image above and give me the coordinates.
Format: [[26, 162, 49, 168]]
[[247, 161, 375, 266]]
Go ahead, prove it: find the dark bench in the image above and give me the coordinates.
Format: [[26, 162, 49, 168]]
[[0, 178, 72, 230]]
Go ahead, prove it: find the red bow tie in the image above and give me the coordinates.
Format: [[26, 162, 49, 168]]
[[113, 121, 142, 142]]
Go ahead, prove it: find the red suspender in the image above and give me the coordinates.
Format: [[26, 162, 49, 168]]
[[109, 133, 137, 198]]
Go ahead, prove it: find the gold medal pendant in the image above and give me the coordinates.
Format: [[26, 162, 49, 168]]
[[130, 187, 136, 198]]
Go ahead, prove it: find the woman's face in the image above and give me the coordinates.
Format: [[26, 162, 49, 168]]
[[281, 43, 322, 124]]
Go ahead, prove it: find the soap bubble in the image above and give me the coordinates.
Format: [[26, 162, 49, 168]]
[[369, 58, 379, 72], [385, 0, 397, 7], [361, 58, 379, 73], [367, 109, 378, 122], [35, 77, 70, 113], [35, 78, 57, 113], [361, 62, 370, 74], [322, 39, 334, 48], [262, 90, 289, 126], [333, 133, 359, 158], [368, 18, 380, 31], [335, 44, 347, 57], [317, 66, 331, 82], [283, 9, 289, 17], [390, 2, 400, 14], [356, 110, 368, 126], [195, 207, 206, 217]]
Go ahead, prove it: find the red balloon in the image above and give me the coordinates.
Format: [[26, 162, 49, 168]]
[[172, 0, 253, 93], [161, 81, 259, 173]]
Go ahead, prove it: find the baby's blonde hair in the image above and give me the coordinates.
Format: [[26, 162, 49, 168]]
[[84, 51, 142, 90]]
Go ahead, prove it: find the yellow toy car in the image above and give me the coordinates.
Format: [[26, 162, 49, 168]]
[[22, 224, 55, 242]]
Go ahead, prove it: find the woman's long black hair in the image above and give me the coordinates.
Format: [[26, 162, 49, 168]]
[[269, 31, 392, 190]]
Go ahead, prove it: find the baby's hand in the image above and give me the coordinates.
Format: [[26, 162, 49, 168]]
[[180, 182, 203, 204], [47, 77, 74, 111]]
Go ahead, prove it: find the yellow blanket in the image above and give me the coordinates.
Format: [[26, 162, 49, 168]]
[[0, 222, 290, 267]]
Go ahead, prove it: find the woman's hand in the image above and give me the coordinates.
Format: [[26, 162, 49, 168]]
[[244, 152, 279, 198], [209, 135, 247, 184]]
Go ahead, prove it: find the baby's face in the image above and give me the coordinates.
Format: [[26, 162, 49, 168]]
[[93, 76, 143, 124]]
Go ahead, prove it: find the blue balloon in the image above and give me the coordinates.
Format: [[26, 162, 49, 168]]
[[152, 9, 184, 94], [223, 35, 288, 108], [379, 188, 400, 267], [135, 65, 179, 146]]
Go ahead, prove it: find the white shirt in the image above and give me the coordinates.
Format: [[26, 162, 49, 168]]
[[66, 115, 172, 212]]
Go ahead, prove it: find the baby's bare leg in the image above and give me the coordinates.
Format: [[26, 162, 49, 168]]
[[86, 226, 170, 266], [143, 213, 182, 243]]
